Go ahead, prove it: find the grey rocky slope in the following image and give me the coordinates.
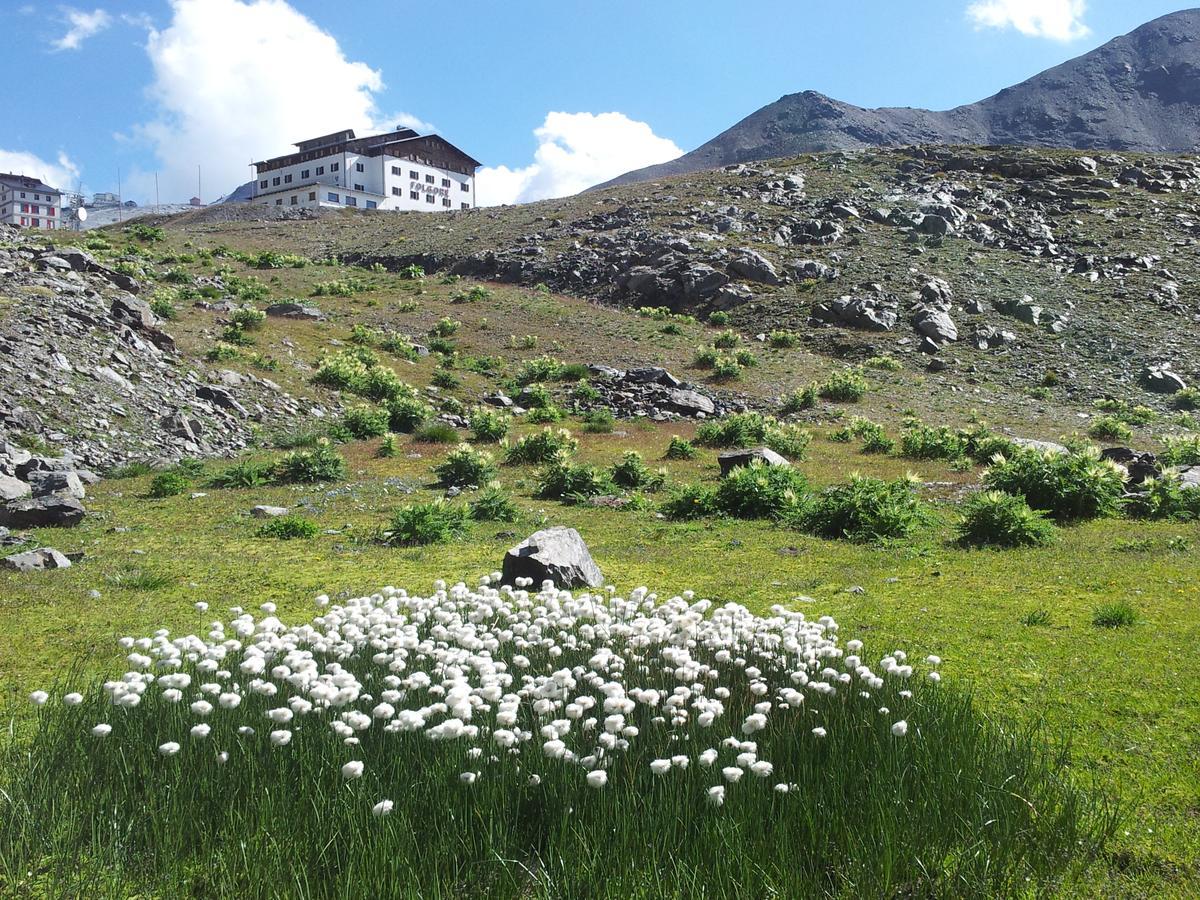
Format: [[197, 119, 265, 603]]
[[601, 9, 1200, 188], [0, 224, 315, 473]]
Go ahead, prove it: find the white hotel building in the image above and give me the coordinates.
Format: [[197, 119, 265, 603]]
[[252, 127, 480, 212], [0, 173, 63, 230]]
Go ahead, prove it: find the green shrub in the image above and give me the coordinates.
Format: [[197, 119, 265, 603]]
[[414, 422, 459, 444], [796, 474, 923, 542], [664, 436, 696, 460], [146, 471, 189, 498], [956, 491, 1057, 547], [768, 330, 799, 349], [693, 346, 720, 369], [469, 408, 511, 443], [537, 452, 615, 501], [527, 405, 566, 424], [715, 462, 809, 519], [221, 324, 255, 346], [469, 483, 520, 522], [1160, 434, 1200, 467], [864, 355, 903, 372], [1092, 602, 1137, 628], [433, 444, 497, 488], [399, 263, 425, 279], [149, 290, 178, 320], [581, 408, 615, 433], [382, 501, 469, 546], [707, 310, 730, 326], [128, 223, 164, 242], [819, 369, 868, 403], [1087, 415, 1132, 442], [431, 369, 460, 390], [780, 385, 818, 415], [313, 276, 368, 297], [660, 483, 719, 520], [514, 356, 562, 386], [609, 451, 666, 491], [274, 441, 347, 484], [900, 423, 965, 461], [109, 461, 154, 479], [1124, 472, 1200, 521], [377, 435, 398, 458], [349, 323, 379, 346], [712, 329, 741, 349], [258, 515, 319, 540], [506, 428, 578, 464], [733, 349, 758, 369], [521, 384, 555, 409], [452, 285, 491, 304], [380, 332, 420, 360], [712, 355, 743, 381], [983, 447, 1125, 521], [342, 405, 390, 440], [695, 412, 811, 460], [269, 426, 323, 449], [571, 381, 601, 404], [1172, 387, 1200, 410], [208, 459, 273, 489], [229, 307, 266, 331], [251, 251, 308, 269], [1021, 608, 1052, 626], [430, 317, 461, 337], [205, 343, 241, 362], [385, 396, 433, 433]]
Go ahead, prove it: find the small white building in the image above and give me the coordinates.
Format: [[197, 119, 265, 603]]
[[252, 126, 480, 213], [0, 173, 63, 230]]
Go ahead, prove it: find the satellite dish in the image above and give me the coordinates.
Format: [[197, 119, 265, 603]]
[[76, 207, 88, 222]]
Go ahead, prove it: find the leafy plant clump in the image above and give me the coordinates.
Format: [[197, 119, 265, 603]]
[[795, 474, 924, 542], [274, 441, 347, 484], [780, 385, 818, 415], [146, 471, 189, 499], [341, 405, 390, 440], [258, 515, 320, 540], [1159, 434, 1200, 467], [537, 452, 616, 501], [1092, 602, 1137, 629], [467, 408, 511, 443], [955, 491, 1057, 548], [433, 444, 498, 489], [469, 484, 520, 522], [818, 369, 868, 403], [415, 422, 460, 445], [207, 459, 273, 489], [581, 409, 615, 434], [696, 413, 811, 460], [382, 501, 469, 546], [505, 428, 578, 465], [664, 436, 696, 460], [609, 451, 667, 491], [1123, 472, 1200, 521], [1086, 415, 1132, 442], [714, 462, 809, 519], [983, 447, 1125, 521]]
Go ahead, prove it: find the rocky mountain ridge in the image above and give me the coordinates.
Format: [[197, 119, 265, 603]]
[[602, 8, 1200, 187]]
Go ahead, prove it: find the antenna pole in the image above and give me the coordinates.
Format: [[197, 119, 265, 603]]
[[117, 167, 123, 223], [155, 173, 160, 213], [197, 165, 202, 205]]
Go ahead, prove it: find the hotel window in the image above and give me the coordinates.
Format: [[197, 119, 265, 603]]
[[301, 169, 310, 179], [21, 203, 28, 213], [328, 192, 339, 202], [425, 194, 434, 204], [290, 196, 298, 205], [355, 162, 364, 172], [47, 221, 54, 229], [284, 174, 293, 183], [391, 166, 401, 176], [20, 192, 26, 198], [461, 182, 469, 192], [392, 187, 402, 196], [308, 192, 317, 201], [425, 174, 434, 184], [346, 196, 357, 207], [354, 183, 364, 192], [20, 217, 27, 226], [273, 177, 281, 186], [442, 198, 451, 207], [316, 166, 325, 175], [366, 200, 377, 210], [409, 170, 418, 179], [409, 190, 419, 200], [32, 218, 40, 227], [48, 207, 55, 216], [275, 199, 282, 206], [331, 162, 340, 172], [441, 178, 450, 188], [260, 180, 268, 189], [461, 203, 470, 210]]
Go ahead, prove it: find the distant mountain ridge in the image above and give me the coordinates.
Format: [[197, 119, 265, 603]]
[[600, 8, 1200, 188]]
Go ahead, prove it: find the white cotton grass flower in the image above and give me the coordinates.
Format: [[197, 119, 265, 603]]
[[63, 692, 84, 707], [216, 751, 230, 764], [774, 783, 790, 793], [158, 741, 181, 757], [29, 690, 50, 706], [190, 700, 213, 717], [811, 727, 827, 739], [650, 758, 672, 775], [707, 785, 725, 807], [91, 723, 112, 738], [891, 720, 909, 738], [341, 761, 364, 780], [721, 766, 743, 783], [585, 770, 608, 789], [269, 730, 292, 747], [459, 771, 478, 785], [750, 760, 774, 778], [190, 723, 211, 740], [372, 799, 394, 817]]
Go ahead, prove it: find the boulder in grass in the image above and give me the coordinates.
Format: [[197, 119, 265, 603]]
[[251, 505, 289, 518], [718, 447, 790, 477], [0, 495, 86, 528], [501, 527, 603, 589], [2, 547, 72, 572], [0, 474, 31, 502]]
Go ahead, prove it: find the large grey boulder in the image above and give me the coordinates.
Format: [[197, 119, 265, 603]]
[[0, 474, 31, 502], [1142, 366, 1187, 394], [251, 505, 289, 518], [728, 249, 781, 285], [265, 302, 325, 321], [913, 307, 958, 342], [0, 495, 86, 528], [667, 389, 715, 416], [28, 470, 85, 499], [1011, 437, 1069, 455], [501, 527, 603, 590], [2, 547, 72, 572], [0, 442, 33, 477], [718, 447, 790, 476]]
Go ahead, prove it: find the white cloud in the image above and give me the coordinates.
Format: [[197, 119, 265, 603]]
[[966, 0, 1089, 41], [476, 112, 682, 207], [0, 149, 80, 190], [52, 8, 112, 51], [132, 0, 425, 201]]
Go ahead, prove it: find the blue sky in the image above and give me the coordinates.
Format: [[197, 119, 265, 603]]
[[1, 0, 1193, 205]]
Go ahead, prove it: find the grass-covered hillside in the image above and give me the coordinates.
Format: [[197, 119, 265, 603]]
[[1, 149, 1199, 898]]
